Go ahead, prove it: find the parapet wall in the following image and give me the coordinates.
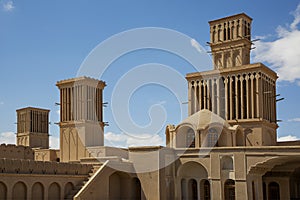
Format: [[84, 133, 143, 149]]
[[0, 158, 93, 175], [0, 144, 34, 160]]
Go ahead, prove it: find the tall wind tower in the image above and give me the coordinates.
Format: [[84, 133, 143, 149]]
[[16, 107, 50, 149], [186, 13, 278, 146], [56, 77, 106, 162]]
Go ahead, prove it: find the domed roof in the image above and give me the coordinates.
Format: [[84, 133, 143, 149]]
[[178, 109, 230, 130]]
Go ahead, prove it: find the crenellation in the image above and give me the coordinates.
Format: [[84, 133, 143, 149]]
[[0, 158, 92, 175]]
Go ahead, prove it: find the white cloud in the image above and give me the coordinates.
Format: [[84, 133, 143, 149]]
[[190, 38, 204, 53], [104, 131, 164, 148], [253, 3, 300, 83], [288, 118, 300, 122], [0, 132, 15, 144], [3, 1, 14, 12], [277, 135, 300, 142], [0, 102, 4, 105], [49, 136, 59, 149]]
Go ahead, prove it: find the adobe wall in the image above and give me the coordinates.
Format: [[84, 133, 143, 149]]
[[34, 149, 60, 162], [0, 158, 93, 199], [0, 144, 34, 160]]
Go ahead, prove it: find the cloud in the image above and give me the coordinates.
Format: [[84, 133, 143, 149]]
[[252, 3, 300, 83], [190, 38, 204, 53], [104, 131, 164, 147], [0, 102, 4, 105], [3, 1, 14, 11], [0, 132, 15, 144], [277, 135, 300, 142], [49, 136, 59, 149], [288, 118, 300, 122]]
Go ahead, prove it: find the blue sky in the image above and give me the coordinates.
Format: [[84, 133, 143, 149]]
[[0, 0, 300, 148]]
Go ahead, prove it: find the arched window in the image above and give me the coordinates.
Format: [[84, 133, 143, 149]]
[[224, 179, 235, 200], [207, 128, 219, 147], [176, 126, 195, 148], [187, 128, 195, 148], [268, 182, 280, 200], [188, 179, 198, 200]]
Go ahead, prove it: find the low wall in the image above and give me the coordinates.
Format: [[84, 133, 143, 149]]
[[0, 144, 34, 160], [0, 158, 92, 175]]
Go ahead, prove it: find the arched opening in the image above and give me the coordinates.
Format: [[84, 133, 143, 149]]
[[132, 178, 141, 200], [0, 181, 7, 199], [188, 179, 198, 200], [48, 182, 60, 200], [178, 162, 208, 200], [221, 156, 234, 171], [32, 182, 44, 200], [218, 27, 221, 42], [268, 182, 280, 200], [224, 179, 235, 200], [191, 84, 195, 114], [202, 180, 211, 200], [109, 172, 131, 199], [196, 84, 200, 111], [212, 31, 216, 43], [290, 167, 300, 199], [181, 179, 187, 200], [263, 182, 267, 200], [109, 172, 121, 199], [64, 182, 74, 198], [252, 181, 256, 200], [12, 181, 27, 200]]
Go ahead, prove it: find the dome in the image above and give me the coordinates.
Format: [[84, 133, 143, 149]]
[[177, 109, 230, 130]]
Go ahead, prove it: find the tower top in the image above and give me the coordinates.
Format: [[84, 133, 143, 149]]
[[209, 13, 252, 25], [56, 76, 106, 89], [209, 13, 253, 69], [16, 107, 50, 149]]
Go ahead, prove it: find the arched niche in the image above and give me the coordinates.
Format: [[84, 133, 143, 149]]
[[221, 156, 234, 171]]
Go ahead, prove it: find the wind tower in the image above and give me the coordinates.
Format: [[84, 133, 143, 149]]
[[186, 13, 278, 146], [16, 107, 50, 149], [56, 77, 106, 162]]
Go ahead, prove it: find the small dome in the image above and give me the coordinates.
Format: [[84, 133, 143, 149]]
[[178, 109, 230, 130]]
